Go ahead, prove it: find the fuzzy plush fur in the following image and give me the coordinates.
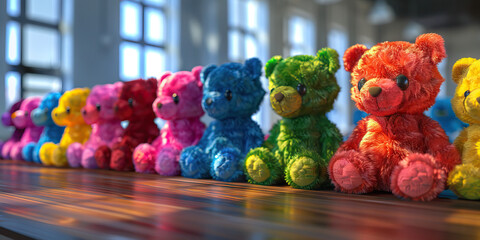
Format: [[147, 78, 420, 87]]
[[67, 83, 124, 169], [22, 92, 65, 163], [427, 97, 466, 142], [133, 67, 205, 175], [447, 58, 480, 200], [328, 33, 460, 201], [39, 88, 92, 167], [95, 79, 159, 171], [1, 100, 25, 159], [180, 58, 265, 182], [244, 49, 343, 189], [9, 97, 43, 160]]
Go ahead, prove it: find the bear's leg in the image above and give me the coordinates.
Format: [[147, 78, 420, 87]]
[[81, 147, 98, 169], [179, 146, 211, 179], [1, 141, 14, 159], [22, 143, 35, 162], [391, 153, 445, 201], [448, 163, 480, 200], [110, 143, 134, 171], [211, 147, 245, 182], [32, 144, 43, 164], [328, 150, 377, 194], [285, 150, 328, 189], [52, 146, 69, 167], [94, 145, 111, 169], [133, 143, 157, 174], [39, 142, 56, 166], [9, 143, 24, 161], [66, 143, 83, 168], [245, 147, 283, 185], [155, 146, 181, 176]]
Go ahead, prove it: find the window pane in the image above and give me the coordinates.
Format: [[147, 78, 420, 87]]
[[120, 42, 141, 80], [24, 74, 62, 94], [145, 8, 166, 45], [144, 46, 165, 78], [245, 0, 258, 30], [23, 25, 60, 68], [289, 46, 304, 57], [6, 21, 21, 65], [228, 30, 242, 61], [144, 0, 166, 7], [228, 0, 240, 27], [5, 72, 21, 108], [7, 0, 21, 17], [244, 34, 258, 59], [120, 1, 142, 41], [26, 0, 60, 24], [289, 16, 305, 45]]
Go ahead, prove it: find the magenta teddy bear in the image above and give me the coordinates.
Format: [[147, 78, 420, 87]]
[[1, 100, 25, 159], [133, 66, 206, 175], [9, 97, 43, 160], [67, 82, 124, 169]]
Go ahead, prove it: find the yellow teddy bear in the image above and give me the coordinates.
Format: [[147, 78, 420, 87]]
[[448, 58, 480, 200], [40, 88, 92, 167]]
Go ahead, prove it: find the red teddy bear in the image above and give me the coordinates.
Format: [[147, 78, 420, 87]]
[[328, 33, 460, 201], [95, 78, 159, 171]]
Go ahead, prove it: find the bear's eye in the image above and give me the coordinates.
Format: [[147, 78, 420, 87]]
[[465, 90, 471, 97], [225, 90, 233, 101], [297, 84, 307, 96], [128, 98, 134, 107], [172, 93, 179, 104], [66, 107, 70, 114], [270, 88, 275, 94], [396, 74, 409, 91], [358, 78, 367, 91], [96, 104, 101, 111]]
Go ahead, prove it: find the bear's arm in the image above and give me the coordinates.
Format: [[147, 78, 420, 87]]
[[454, 128, 468, 154], [244, 121, 264, 153], [195, 122, 215, 150], [317, 119, 343, 160], [337, 118, 368, 152], [262, 120, 281, 150]]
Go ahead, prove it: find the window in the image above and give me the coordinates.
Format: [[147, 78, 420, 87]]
[[5, 0, 64, 107], [119, 0, 171, 81], [287, 15, 315, 56], [228, 0, 270, 131]]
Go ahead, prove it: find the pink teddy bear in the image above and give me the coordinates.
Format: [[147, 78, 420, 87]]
[[67, 83, 124, 168], [133, 66, 206, 175], [10, 97, 43, 160]]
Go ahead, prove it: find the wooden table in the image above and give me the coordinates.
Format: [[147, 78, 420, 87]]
[[0, 160, 478, 240]]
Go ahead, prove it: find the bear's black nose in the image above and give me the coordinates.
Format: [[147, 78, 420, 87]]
[[206, 98, 213, 105], [368, 87, 382, 97], [82, 109, 86, 115], [114, 106, 119, 112], [157, 102, 163, 109], [274, 92, 284, 102]]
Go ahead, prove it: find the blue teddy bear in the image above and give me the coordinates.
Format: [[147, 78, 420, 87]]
[[179, 58, 266, 182], [426, 97, 467, 143], [22, 92, 65, 163]]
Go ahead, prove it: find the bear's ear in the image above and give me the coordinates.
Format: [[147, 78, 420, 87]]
[[113, 81, 123, 92], [452, 58, 476, 84], [317, 48, 340, 75], [201, 65, 217, 84], [265, 56, 283, 78], [415, 33, 446, 64], [343, 44, 368, 72], [244, 57, 263, 79], [83, 88, 91, 96], [191, 66, 203, 88], [146, 77, 158, 91], [159, 72, 172, 85]]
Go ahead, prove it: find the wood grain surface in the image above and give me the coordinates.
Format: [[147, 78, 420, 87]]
[[0, 160, 478, 240]]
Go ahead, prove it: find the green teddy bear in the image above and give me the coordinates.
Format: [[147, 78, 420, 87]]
[[244, 48, 343, 189]]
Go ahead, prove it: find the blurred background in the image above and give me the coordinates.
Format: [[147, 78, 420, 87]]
[[1, 0, 480, 139]]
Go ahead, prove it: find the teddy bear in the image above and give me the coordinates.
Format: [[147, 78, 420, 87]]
[[39, 88, 91, 167], [328, 33, 461, 201], [8, 97, 44, 160], [133, 67, 205, 175], [95, 78, 159, 171], [427, 97, 467, 142], [1, 100, 25, 159], [179, 58, 265, 182], [22, 92, 65, 163], [447, 57, 480, 200], [244, 49, 343, 189], [66, 83, 124, 169]]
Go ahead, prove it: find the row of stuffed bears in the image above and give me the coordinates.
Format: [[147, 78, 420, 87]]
[[1, 33, 479, 202]]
